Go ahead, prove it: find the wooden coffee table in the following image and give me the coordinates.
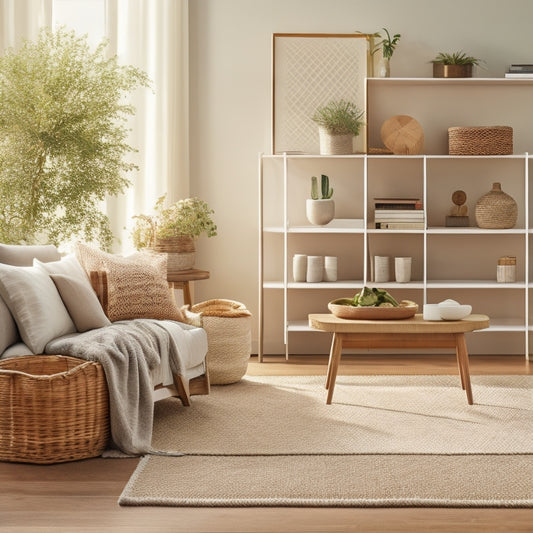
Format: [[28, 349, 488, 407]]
[[308, 313, 490, 405]]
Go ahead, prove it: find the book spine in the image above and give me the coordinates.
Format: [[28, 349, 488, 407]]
[[374, 203, 422, 210], [375, 222, 425, 229]]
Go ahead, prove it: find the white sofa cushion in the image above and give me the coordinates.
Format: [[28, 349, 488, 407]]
[[0, 243, 60, 266], [0, 264, 76, 353]]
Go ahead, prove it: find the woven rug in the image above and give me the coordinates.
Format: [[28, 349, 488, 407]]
[[119, 375, 533, 507]]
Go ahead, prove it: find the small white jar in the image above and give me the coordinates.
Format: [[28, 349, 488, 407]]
[[306, 256, 323, 283]]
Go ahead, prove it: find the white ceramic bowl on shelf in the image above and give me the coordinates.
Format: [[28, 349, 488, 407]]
[[438, 304, 472, 321]]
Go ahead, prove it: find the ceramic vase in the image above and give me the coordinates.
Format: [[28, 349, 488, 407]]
[[306, 199, 335, 226]]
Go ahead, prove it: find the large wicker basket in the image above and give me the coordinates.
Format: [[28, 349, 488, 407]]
[[0, 355, 110, 464], [448, 126, 513, 155], [190, 299, 252, 385]]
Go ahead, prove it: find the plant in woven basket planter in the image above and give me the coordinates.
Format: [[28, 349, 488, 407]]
[[431, 51, 483, 78], [311, 99, 365, 155], [131, 195, 217, 272]]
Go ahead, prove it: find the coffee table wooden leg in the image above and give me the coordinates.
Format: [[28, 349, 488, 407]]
[[325, 333, 337, 390], [326, 333, 343, 404], [455, 333, 473, 405]]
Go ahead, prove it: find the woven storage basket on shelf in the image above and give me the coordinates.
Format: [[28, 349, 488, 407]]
[[0, 355, 110, 464], [190, 299, 252, 385], [448, 126, 513, 155], [475, 182, 518, 229], [149, 235, 195, 274]]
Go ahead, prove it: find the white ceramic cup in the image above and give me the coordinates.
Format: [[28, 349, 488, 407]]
[[292, 254, 307, 282], [323, 256, 338, 282], [374, 256, 390, 283], [395, 257, 412, 283], [306, 256, 323, 283], [423, 304, 441, 321]]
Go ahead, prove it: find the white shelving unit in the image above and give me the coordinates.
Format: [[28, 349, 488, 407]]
[[259, 78, 533, 361]]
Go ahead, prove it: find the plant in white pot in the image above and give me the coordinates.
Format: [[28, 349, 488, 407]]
[[306, 174, 335, 226], [311, 99, 365, 155]]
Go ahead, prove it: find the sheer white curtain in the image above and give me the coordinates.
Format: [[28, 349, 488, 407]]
[[0, 0, 52, 50], [105, 0, 190, 253]]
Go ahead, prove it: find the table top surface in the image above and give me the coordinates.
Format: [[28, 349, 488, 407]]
[[309, 313, 490, 334], [167, 269, 210, 282]]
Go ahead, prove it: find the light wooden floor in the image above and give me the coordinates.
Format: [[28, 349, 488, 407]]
[[1, 354, 532, 533]]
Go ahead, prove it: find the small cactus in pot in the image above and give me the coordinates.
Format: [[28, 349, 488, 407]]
[[311, 174, 334, 200], [307, 174, 335, 225]]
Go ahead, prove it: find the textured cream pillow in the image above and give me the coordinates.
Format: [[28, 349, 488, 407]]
[[0, 264, 76, 353], [75, 243, 184, 323]]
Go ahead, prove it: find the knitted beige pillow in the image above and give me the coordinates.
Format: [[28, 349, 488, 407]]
[[75, 243, 184, 323]]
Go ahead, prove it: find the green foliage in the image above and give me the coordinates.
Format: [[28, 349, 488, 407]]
[[0, 27, 150, 250], [431, 51, 481, 65], [311, 99, 365, 136], [358, 28, 401, 60], [132, 195, 217, 250], [310, 174, 333, 200]]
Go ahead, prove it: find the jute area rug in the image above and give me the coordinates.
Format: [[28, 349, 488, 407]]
[[119, 375, 533, 507]]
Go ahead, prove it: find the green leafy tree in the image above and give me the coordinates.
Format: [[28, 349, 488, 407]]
[[0, 27, 150, 250]]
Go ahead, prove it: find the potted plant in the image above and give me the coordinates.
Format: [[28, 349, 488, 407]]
[[357, 28, 401, 77], [431, 51, 482, 78], [306, 175, 335, 226], [311, 99, 365, 155], [132, 195, 217, 272]]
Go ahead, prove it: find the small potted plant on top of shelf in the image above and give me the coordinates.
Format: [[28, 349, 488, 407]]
[[306, 174, 335, 226], [431, 51, 483, 78], [356, 28, 401, 77], [311, 99, 365, 155]]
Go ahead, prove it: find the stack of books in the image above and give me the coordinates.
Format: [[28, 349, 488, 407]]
[[373, 197, 425, 229], [505, 64, 533, 78]]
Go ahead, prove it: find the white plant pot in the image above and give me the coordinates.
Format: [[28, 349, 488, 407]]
[[318, 127, 354, 155], [306, 198, 335, 226]]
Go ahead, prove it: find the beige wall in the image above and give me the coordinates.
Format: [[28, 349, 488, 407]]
[[188, 0, 533, 354]]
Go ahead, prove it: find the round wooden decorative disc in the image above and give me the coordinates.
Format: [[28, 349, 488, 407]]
[[380, 115, 424, 155], [452, 190, 467, 206]]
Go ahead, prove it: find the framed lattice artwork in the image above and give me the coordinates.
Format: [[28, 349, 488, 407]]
[[272, 33, 372, 155]]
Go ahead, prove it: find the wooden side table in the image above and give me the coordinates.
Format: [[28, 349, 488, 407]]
[[309, 313, 490, 405], [167, 269, 210, 307]]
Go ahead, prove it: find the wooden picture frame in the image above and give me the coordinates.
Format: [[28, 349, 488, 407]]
[[272, 33, 372, 155]]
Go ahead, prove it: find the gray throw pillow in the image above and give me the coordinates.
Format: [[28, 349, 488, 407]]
[[0, 264, 76, 353], [50, 274, 111, 332]]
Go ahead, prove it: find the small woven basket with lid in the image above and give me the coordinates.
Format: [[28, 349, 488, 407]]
[[448, 126, 513, 155]]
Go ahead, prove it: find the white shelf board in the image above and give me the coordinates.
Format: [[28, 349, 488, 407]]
[[426, 280, 526, 289], [263, 280, 364, 290], [365, 281, 425, 289], [367, 77, 533, 86], [427, 227, 527, 235], [367, 228, 425, 234]]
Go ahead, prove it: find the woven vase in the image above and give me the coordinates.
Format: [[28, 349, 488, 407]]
[[475, 182, 517, 229], [149, 235, 195, 273]]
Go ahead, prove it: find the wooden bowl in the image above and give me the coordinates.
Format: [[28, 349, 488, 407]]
[[328, 299, 418, 320]]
